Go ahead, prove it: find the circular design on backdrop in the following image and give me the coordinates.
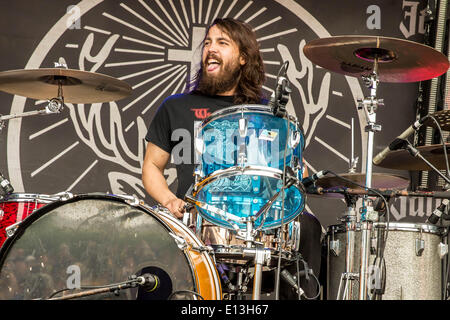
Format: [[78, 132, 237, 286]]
[[7, 0, 364, 224]]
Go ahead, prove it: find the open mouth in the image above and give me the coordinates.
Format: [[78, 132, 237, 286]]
[[205, 57, 222, 72]]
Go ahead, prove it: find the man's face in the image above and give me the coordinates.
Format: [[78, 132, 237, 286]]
[[199, 25, 246, 95]]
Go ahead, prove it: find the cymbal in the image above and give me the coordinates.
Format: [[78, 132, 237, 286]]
[[303, 35, 450, 83], [315, 172, 410, 190], [424, 109, 450, 131], [375, 144, 450, 171], [0, 68, 132, 103]]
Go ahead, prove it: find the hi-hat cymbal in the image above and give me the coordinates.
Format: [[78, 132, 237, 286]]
[[315, 172, 410, 189], [303, 35, 450, 83], [375, 144, 450, 171], [0, 68, 132, 103]]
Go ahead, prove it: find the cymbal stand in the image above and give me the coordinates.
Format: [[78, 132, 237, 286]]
[[357, 60, 384, 300], [336, 193, 359, 300], [0, 80, 65, 131]]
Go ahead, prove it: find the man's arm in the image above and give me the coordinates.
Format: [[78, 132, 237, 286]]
[[142, 142, 185, 218]]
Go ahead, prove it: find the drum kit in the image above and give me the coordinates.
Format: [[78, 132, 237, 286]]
[[0, 35, 447, 301]]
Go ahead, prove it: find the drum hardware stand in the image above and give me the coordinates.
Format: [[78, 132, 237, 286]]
[[335, 193, 359, 300], [0, 80, 65, 131], [45, 273, 158, 300], [50, 191, 74, 201], [238, 216, 272, 300], [357, 60, 384, 300]]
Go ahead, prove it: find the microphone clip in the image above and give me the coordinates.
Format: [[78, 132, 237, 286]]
[[271, 61, 291, 118], [272, 78, 291, 118]]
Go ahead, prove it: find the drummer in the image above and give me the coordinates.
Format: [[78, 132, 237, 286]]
[[142, 18, 322, 299], [142, 17, 265, 217]]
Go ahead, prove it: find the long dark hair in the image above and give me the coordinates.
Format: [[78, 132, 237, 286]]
[[189, 18, 266, 104]]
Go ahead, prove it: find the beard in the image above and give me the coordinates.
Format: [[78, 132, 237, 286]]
[[196, 55, 241, 96]]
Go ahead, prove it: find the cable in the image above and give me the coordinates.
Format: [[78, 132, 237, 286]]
[[294, 254, 321, 300], [274, 94, 291, 300], [167, 290, 204, 300]]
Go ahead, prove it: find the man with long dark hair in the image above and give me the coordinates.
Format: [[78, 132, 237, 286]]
[[143, 18, 266, 217], [142, 18, 322, 300]]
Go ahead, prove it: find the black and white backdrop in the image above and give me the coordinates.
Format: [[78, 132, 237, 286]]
[[0, 0, 442, 229]]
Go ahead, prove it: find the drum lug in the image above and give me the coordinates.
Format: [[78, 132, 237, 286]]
[[287, 221, 301, 252], [291, 156, 300, 172], [239, 118, 248, 137], [169, 232, 188, 250], [438, 242, 448, 259], [52, 191, 74, 201], [5, 221, 21, 238], [415, 238, 425, 257], [114, 194, 140, 206], [289, 130, 301, 149], [330, 239, 340, 257], [238, 143, 247, 165]]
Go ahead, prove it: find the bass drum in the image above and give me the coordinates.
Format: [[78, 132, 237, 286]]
[[0, 194, 221, 300]]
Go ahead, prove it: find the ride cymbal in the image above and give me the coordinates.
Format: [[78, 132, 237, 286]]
[[303, 35, 449, 82], [0, 68, 132, 103]]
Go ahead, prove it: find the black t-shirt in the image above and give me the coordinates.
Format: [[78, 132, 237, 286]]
[[145, 92, 236, 198]]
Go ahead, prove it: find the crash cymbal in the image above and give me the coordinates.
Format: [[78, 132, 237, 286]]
[[315, 172, 410, 190], [0, 68, 132, 103], [303, 35, 449, 83], [375, 144, 450, 171]]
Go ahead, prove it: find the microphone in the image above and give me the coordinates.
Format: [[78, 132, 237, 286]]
[[0, 173, 14, 197], [136, 273, 160, 292], [428, 199, 449, 224], [305, 185, 324, 195], [373, 116, 428, 165], [280, 269, 304, 296], [302, 170, 329, 188]]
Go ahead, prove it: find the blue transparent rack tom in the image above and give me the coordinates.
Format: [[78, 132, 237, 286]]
[[193, 105, 306, 230]]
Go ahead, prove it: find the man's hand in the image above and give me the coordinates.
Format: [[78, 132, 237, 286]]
[[163, 197, 186, 219]]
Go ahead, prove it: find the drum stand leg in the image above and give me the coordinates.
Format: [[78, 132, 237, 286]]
[[241, 218, 271, 300], [336, 194, 359, 300], [357, 68, 382, 300], [252, 246, 268, 300]]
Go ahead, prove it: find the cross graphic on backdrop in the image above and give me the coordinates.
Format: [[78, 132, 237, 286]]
[[167, 26, 206, 82]]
